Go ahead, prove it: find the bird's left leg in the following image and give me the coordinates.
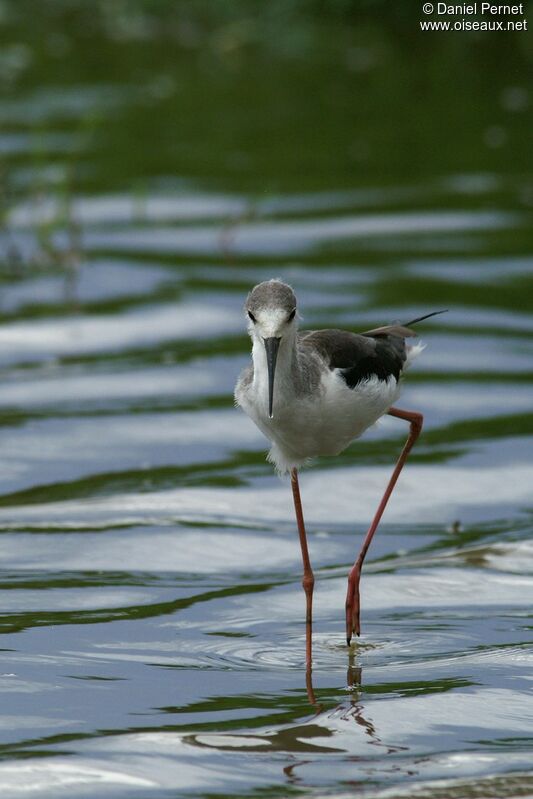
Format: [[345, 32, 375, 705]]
[[291, 468, 315, 668], [345, 407, 423, 644]]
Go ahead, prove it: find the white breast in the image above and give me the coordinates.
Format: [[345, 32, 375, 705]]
[[238, 368, 401, 474]]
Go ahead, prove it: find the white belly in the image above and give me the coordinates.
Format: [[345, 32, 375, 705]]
[[239, 370, 401, 473]]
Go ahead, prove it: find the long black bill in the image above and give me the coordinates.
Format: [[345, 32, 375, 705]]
[[263, 337, 281, 419]]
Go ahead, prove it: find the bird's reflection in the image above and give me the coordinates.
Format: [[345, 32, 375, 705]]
[[305, 649, 408, 755], [305, 618, 315, 704], [304, 647, 363, 710], [186, 637, 410, 770]]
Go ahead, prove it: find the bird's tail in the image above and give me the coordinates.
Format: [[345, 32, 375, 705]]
[[363, 309, 447, 339], [403, 309, 448, 327]]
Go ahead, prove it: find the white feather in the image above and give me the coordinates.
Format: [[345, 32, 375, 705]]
[[238, 358, 404, 475]]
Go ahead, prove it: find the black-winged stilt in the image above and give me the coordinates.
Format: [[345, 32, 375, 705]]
[[235, 279, 445, 659]]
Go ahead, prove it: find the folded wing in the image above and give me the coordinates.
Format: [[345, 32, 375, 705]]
[[298, 328, 407, 389]]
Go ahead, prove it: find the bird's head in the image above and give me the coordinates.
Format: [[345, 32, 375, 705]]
[[244, 279, 298, 418]]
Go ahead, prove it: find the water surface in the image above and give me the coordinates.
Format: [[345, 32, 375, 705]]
[[0, 3, 532, 797]]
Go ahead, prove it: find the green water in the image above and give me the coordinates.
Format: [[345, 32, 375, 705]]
[[0, 2, 532, 797]]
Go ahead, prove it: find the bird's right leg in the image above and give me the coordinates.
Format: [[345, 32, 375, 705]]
[[290, 468, 315, 668]]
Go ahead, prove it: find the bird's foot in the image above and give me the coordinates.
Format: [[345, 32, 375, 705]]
[[345, 566, 361, 646]]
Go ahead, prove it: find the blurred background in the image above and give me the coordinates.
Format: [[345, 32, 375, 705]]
[[0, 1, 532, 797]]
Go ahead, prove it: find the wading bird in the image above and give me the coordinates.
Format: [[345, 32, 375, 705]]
[[235, 279, 444, 660]]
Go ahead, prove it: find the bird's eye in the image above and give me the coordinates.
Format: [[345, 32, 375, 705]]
[[288, 309, 296, 321], [248, 311, 256, 323]]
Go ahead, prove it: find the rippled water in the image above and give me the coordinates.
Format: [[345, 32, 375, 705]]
[[1, 4, 532, 798]]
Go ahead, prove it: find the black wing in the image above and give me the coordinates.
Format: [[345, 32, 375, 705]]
[[298, 311, 444, 389], [298, 329, 406, 389]]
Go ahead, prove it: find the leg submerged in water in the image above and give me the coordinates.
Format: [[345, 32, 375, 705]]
[[290, 468, 315, 667]]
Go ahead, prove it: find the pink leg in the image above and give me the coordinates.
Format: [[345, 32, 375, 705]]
[[291, 469, 315, 668], [345, 407, 423, 644]]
